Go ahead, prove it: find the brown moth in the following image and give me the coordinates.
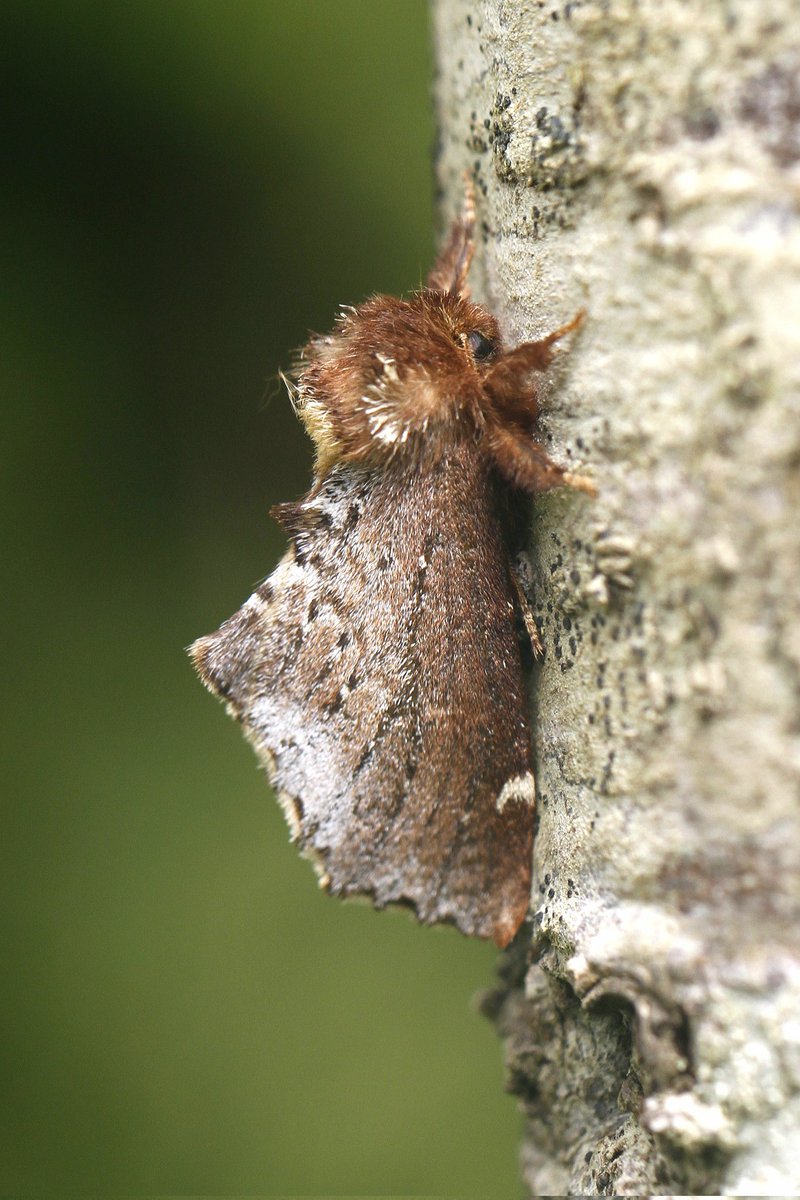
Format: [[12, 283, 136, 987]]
[[190, 187, 592, 948]]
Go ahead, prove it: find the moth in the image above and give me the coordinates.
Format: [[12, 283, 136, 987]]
[[190, 187, 592, 947]]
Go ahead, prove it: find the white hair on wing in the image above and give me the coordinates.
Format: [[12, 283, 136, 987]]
[[496, 771, 536, 813]]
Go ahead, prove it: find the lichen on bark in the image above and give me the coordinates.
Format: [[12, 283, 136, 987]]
[[432, 1, 800, 1193]]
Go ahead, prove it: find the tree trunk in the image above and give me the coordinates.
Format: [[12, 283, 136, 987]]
[[432, 1, 800, 1193]]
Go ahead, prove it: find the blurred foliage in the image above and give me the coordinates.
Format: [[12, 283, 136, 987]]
[[1, 1, 521, 1193]]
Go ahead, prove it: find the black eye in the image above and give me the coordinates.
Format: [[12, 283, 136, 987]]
[[467, 330, 496, 361]]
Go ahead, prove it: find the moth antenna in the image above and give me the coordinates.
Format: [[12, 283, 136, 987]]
[[426, 173, 476, 297], [461, 169, 476, 238]]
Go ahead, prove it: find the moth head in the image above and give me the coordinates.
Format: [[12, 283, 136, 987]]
[[287, 180, 587, 493], [291, 288, 507, 473]]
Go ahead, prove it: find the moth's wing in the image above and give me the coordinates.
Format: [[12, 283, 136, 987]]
[[190, 448, 535, 946]]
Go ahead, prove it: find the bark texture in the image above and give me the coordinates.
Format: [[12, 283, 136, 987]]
[[432, 1, 800, 1193]]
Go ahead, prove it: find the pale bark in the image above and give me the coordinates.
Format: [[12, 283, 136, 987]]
[[432, 1, 800, 1193]]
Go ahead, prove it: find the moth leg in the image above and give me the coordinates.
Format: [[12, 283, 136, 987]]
[[525, 307, 586, 369], [483, 309, 587, 426], [511, 555, 544, 659], [487, 421, 597, 496]]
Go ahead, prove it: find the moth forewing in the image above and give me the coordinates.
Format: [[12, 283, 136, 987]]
[[192, 445, 536, 947]]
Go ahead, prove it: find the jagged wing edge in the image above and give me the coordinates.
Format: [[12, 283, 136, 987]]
[[188, 555, 336, 893]]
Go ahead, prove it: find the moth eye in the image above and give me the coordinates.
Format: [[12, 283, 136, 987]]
[[467, 330, 496, 361]]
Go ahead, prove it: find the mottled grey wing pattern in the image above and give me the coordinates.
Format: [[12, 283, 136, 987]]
[[191, 440, 535, 945]]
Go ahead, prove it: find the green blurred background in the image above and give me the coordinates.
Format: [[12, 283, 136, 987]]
[[2, 1, 522, 1193]]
